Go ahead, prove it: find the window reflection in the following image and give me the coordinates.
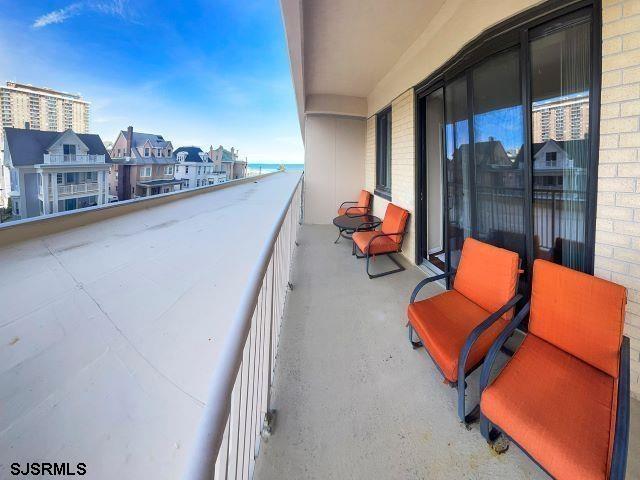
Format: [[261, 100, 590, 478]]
[[472, 49, 525, 261], [445, 76, 470, 268], [531, 21, 591, 271]]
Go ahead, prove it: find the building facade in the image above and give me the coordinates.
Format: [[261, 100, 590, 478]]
[[0, 82, 90, 207], [2, 127, 110, 218], [282, 0, 640, 399], [173, 146, 227, 188], [108, 127, 183, 200], [209, 145, 247, 180]]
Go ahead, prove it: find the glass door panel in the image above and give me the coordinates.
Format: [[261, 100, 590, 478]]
[[530, 19, 591, 271], [445, 76, 471, 269], [472, 49, 526, 261], [424, 87, 445, 271]]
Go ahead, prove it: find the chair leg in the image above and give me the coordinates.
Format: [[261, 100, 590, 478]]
[[367, 253, 406, 279], [480, 413, 491, 442], [408, 324, 422, 349], [480, 413, 503, 448], [457, 373, 480, 426], [334, 229, 342, 244]]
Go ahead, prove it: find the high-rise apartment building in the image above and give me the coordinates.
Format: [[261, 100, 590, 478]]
[[531, 93, 589, 143], [1, 82, 90, 207]]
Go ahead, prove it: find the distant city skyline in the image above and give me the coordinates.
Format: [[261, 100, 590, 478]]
[[0, 0, 304, 164]]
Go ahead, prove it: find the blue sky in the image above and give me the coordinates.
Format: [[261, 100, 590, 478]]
[[0, 0, 303, 163]]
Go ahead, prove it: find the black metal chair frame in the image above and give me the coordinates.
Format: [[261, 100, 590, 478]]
[[408, 272, 522, 425], [351, 219, 408, 279], [478, 302, 630, 480], [334, 200, 373, 243], [338, 202, 372, 218]]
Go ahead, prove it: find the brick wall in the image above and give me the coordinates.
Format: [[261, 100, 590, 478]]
[[596, 0, 640, 399], [365, 89, 416, 263]]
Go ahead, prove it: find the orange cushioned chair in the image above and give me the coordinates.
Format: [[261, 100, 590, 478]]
[[407, 238, 522, 424], [338, 190, 372, 217], [352, 203, 409, 279], [479, 260, 630, 480]]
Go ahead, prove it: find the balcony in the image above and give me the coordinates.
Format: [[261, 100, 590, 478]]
[[57, 182, 100, 196], [39, 181, 100, 199], [253, 225, 640, 480], [1, 172, 638, 479], [43, 153, 106, 164]]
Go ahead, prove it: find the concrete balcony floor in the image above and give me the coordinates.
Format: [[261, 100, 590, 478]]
[[255, 225, 640, 480]]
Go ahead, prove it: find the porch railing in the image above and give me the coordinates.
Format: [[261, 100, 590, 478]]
[[43, 154, 106, 164], [57, 182, 100, 196], [473, 186, 586, 250], [184, 173, 303, 480]]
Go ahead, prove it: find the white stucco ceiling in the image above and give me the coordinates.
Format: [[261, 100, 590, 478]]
[[303, 0, 447, 98]]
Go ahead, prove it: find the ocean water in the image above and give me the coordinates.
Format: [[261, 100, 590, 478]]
[[247, 163, 304, 175]]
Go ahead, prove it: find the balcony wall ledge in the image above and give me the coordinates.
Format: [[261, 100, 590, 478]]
[[0, 171, 301, 480], [0, 172, 276, 248]]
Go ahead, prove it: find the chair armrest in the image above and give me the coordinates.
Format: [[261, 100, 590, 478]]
[[457, 293, 522, 393], [355, 221, 380, 232], [345, 205, 372, 217], [339, 201, 358, 209], [410, 272, 452, 304], [611, 336, 631, 480], [366, 231, 405, 251], [478, 302, 530, 397]]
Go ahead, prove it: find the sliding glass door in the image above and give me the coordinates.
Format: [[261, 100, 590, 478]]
[[445, 77, 471, 269], [423, 87, 446, 271], [417, 5, 599, 291], [473, 48, 526, 260], [530, 16, 592, 272]]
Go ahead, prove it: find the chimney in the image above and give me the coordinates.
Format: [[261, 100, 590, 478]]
[[126, 126, 133, 156]]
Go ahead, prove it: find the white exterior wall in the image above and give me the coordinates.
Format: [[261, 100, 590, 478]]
[[174, 163, 227, 188], [303, 115, 365, 225]]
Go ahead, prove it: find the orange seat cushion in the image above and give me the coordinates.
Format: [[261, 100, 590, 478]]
[[481, 334, 615, 480], [453, 237, 519, 321], [353, 231, 399, 255], [338, 206, 368, 216], [380, 203, 409, 243], [529, 260, 626, 378], [407, 290, 507, 382]]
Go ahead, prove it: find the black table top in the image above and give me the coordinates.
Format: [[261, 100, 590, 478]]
[[333, 214, 381, 230]]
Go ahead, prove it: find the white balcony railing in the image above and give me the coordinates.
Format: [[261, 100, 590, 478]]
[[40, 182, 100, 197], [185, 174, 303, 480], [43, 154, 106, 164], [57, 182, 100, 196]]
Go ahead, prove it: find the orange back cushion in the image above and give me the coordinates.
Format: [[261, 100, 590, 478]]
[[357, 190, 371, 208], [453, 238, 520, 321], [381, 203, 409, 244], [529, 259, 627, 378]]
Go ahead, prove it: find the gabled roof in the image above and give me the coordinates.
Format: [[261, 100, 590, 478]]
[[174, 146, 212, 163], [220, 149, 235, 163], [120, 130, 171, 149], [3, 127, 111, 166]]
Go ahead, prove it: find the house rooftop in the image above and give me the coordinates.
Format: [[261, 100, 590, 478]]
[[174, 146, 212, 163], [3, 127, 111, 166]]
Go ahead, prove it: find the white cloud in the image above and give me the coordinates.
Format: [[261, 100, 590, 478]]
[[33, 1, 132, 29], [33, 3, 83, 28]]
